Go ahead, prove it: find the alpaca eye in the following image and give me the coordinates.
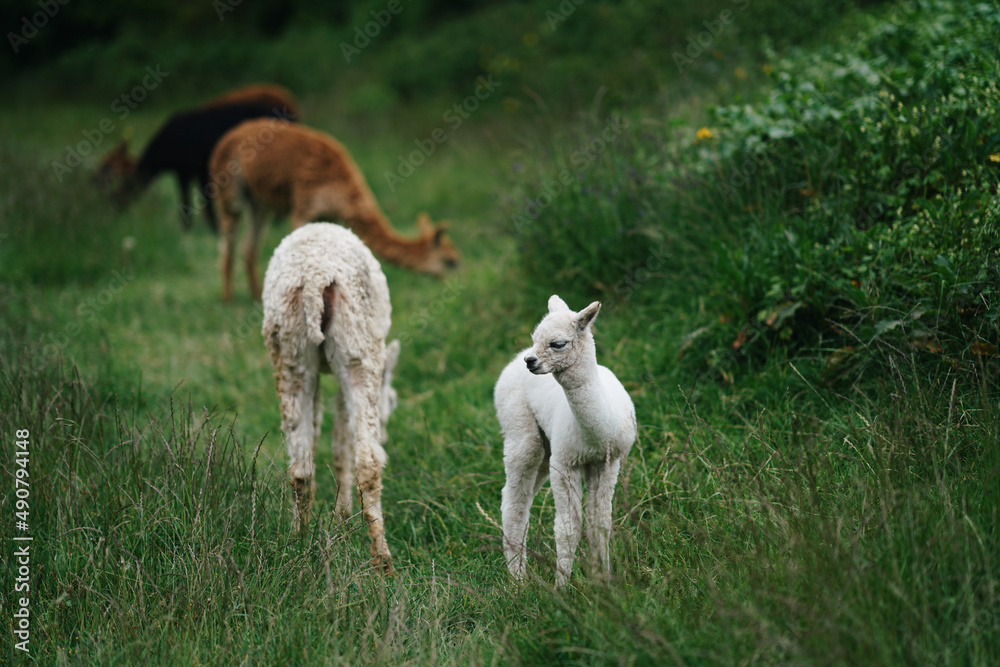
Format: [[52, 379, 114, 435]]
[[550, 341, 568, 349]]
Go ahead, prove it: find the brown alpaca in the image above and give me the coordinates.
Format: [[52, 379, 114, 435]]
[[209, 119, 461, 301], [202, 83, 301, 120]]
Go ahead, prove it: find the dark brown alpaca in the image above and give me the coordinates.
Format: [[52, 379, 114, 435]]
[[96, 83, 300, 231]]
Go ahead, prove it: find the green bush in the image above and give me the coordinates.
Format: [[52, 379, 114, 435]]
[[511, 0, 1000, 386]]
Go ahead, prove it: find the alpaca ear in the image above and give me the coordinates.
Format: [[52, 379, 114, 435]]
[[548, 295, 570, 313], [574, 301, 601, 332], [432, 226, 448, 246], [416, 212, 434, 236]]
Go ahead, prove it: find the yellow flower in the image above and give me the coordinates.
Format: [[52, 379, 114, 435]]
[[696, 127, 714, 141], [734, 66, 747, 79], [989, 153, 1000, 163]]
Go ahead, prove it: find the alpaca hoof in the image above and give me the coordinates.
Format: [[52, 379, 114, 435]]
[[372, 555, 394, 576]]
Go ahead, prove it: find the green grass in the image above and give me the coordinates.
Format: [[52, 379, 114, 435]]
[[2, 0, 999, 664]]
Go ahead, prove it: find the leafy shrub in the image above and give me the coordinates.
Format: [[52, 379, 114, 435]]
[[511, 0, 1000, 386]]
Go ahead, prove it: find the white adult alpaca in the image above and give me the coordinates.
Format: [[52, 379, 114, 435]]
[[262, 222, 399, 573], [495, 295, 636, 586]]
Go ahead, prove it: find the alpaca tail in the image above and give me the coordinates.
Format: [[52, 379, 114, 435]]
[[261, 282, 326, 350], [301, 283, 328, 347]]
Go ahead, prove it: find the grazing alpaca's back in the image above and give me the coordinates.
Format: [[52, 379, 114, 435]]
[[262, 222, 398, 572], [96, 102, 295, 231], [495, 296, 636, 586], [202, 83, 301, 121], [210, 119, 460, 301]]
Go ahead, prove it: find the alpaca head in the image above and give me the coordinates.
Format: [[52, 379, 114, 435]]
[[414, 213, 461, 277], [524, 296, 600, 375], [95, 140, 138, 204], [378, 339, 401, 443]]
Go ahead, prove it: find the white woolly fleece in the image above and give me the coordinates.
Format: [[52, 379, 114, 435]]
[[495, 295, 637, 586], [261, 222, 396, 570], [263, 222, 391, 352]]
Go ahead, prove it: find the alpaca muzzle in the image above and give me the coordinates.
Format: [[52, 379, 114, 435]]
[[524, 354, 542, 373]]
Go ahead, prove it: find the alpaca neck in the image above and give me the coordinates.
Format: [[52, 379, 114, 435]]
[[346, 207, 431, 271], [554, 347, 612, 437]]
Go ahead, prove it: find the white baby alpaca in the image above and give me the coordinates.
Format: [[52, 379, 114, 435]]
[[262, 222, 399, 573], [495, 296, 636, 586]]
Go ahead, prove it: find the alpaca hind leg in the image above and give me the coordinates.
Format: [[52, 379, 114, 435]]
[[500, 421, 547, 581], [217, 200, 240, 302], [336, 354, 393, 572], [584, 459, 621, 580], [243, 204, 269, 300], [276, 351, 321, 532], [549, 457, 583, 587], [331, 388, 354, 518], [312, 374, 323, 482]]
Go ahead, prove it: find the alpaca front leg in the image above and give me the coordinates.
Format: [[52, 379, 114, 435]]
[[197, 169, 219, 233], [549, 461, 583, 587], [501, 439, 547, 581], [584, 458, 622, 580], [331, 389, 354, 518], [177, 174, 194, 230]]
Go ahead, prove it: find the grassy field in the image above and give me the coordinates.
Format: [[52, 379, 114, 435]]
[[2, 0, 999, 664]]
